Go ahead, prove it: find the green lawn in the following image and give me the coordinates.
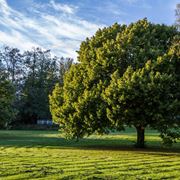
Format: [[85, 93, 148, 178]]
[[0, 129, 179, 179]]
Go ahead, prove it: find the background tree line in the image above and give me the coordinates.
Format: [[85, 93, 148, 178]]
[[0, 46, 73, 128]]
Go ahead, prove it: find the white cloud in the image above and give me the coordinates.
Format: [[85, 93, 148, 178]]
[[0, 30, 39, 50], [0, 0, 104, 59], [49, 0, 77, 14]]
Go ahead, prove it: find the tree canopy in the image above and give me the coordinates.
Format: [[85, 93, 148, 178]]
[[104, 44, 180, 147], [49, 19, 180, 147]]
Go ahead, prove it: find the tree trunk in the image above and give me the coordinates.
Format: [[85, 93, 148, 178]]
[[136, 126, 145, 148]]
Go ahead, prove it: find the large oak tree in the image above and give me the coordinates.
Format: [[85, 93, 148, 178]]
[[50, 19, 179, 147]]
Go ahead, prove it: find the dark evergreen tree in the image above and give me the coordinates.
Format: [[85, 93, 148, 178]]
[[0, 71, 15, 128]]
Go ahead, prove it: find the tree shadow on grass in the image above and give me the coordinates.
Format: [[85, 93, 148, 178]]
[[0, 131, 179, 154]]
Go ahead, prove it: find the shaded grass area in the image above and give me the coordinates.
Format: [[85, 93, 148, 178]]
[[0, 129, 180, 179]]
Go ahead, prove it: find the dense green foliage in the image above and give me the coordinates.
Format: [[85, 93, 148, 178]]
[[0, 130, 179, 179], [0, 47, 73, 125], [50, 19, 179, 147], [104, 45, 180, 147], [0, 73, 15, 128]]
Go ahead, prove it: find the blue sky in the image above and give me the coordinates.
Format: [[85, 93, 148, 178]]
[[0, 0, 179, 58]]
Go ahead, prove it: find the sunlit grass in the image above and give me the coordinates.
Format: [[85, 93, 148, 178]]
[[0, 129, 179, 179]]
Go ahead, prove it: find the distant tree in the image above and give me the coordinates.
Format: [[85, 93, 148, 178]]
[[19, 48, 73, 124], [0, 72, 15, 128], [19, 48, 55, 123], [0, 45, 73, 127], [49, 19, 179, 146], [0, 46, 23, 84], [0, 55, 4, 72], [0, 46, 23, 125], [59, 57, 73, 85]]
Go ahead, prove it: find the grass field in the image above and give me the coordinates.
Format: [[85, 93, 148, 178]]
[[0, 129, 180, 179]]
